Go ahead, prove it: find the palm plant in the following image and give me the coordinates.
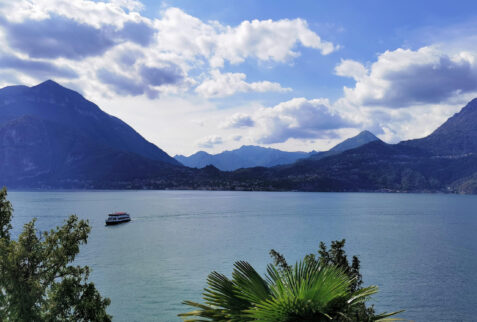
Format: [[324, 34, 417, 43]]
[[179, 260, 401, 321]]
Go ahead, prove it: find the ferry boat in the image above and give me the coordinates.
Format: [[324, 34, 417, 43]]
[[105, 212, 131, 225]]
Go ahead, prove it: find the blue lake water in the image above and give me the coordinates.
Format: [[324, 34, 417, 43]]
[[7, 190, 477, 321]]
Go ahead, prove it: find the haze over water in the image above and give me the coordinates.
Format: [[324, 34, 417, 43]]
[[8, 191, 477, 321]]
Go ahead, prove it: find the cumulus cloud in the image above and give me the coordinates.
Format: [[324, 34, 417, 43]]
[[195, 70, 291, 98], [0, 0, 144, 27], [254, 98, 355, 144], [116, 21, 156, 46], [340, 47, 477, 108], [97, 63, 183, 98], [0, 16, 156, 60], [139, 65, 183, 86], [96, 68, 146, 96], [221, 113, 255, 128], [154, 7, 337, 68], [0, 16, 117, 60], [225, 98, 355, 144], [232, 135, 242, 141], [0, 1, 337, 98], [329, 45, 477, 144], [117, 49, 144, 66], [335, 59, 367, 81], [197, 135, 223, 148], [209, 17, 337, 67], [109, 0, 144, 12], [361, 103, 461, 143], [0, 52, 78, 79]]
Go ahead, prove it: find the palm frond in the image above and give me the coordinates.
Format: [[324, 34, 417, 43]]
[[202, 271, 249, 313], [232, 261, 270, 305], [178, 301, 228, 321], [373, 309, 406, 321], [179, 258, 404, 322], [245, 261, 354, 320]]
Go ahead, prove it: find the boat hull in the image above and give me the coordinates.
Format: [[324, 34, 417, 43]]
[[105, 218, 131, 226]]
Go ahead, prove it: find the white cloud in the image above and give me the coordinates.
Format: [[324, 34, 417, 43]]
[[224, 98, 355, 144], [195, 70, 291, 98], [209, 17, 337, 67], [340, 46, 477, 108], [0, 1, 336, 100], [220, 113, 255, 128], [361, 103, 462, 144], [109, 0, 144, 12], [153, 7, 337, 68], [0, 0, 146, 27], [232, 135, 242, 141], [197, 135, 223, 148], [335, 59, 367, 81], [330, 45, 477, 145]]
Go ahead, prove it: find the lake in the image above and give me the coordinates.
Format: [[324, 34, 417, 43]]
[[6, 190, 477, 321]]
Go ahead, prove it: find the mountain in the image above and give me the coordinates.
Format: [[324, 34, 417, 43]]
[[0, 80, 178, 164], [225, 140, 474, 193], [4, 80, 477, 194], [175, 151, 216, 168], [175, 145, 312, 171], [175, 131, 379, 171], [0, 80, 181, 188], [309, 130, 380, 160], [219, 98, 477, 193], [329, 130, 380, 153], [401, 98, 477, 156]]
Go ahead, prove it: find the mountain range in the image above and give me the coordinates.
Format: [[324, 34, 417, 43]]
[[0, 80, 188, 188], [224, 98, 477, 193], [175, 146, 312, 170], [175, 131, 378, 171], [2, 80, 477, 193]]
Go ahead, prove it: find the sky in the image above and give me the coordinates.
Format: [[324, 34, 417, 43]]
[[1, 0, 477, 156]]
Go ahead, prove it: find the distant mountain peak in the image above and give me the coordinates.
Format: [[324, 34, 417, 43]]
[[306, 130, 380, 162], [329, 130, 379, 153], [29, 79, 83, 102], [465, 97, 477, 106], [37, 79, 60, 86], [457, 97, 477, 115], [401, 97, 477, 156], [0, 80, 65, 97], [358, 130, 375, 136], [32, 79, 66, 91], [430, 98, 477, 135], [174, 145, 311, 170], [189, 151, 212, 157], [237, 145, 269, 151]]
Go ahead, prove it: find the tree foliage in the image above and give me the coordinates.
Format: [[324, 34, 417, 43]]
[[272, 240, 363, 292], [0, 187, 111, 321], [271, 239, 378, 320], [180, 240, 402, 321]]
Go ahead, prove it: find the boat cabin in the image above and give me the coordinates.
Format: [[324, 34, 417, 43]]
[[105, 212, 131, 225]]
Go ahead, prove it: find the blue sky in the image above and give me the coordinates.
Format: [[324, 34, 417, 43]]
[[1, 0, 477, 155], [159, 0, 477, 100]]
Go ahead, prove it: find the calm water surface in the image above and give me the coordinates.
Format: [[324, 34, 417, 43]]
[[7, 191, 477, 321]]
